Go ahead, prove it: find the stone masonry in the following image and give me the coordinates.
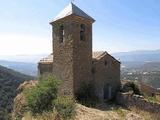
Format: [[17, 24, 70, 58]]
[[116, 92, 160, 114], [38, 3, 121, 101]]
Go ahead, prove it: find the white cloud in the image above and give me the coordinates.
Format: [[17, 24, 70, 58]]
[[0, 33, 52, 55]]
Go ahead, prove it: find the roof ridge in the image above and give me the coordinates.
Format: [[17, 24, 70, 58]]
[[71, 2, 74, 14], [50, 3, 95, 23]]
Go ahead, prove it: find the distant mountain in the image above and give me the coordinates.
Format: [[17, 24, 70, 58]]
[[0, 65, 34, 120], [137, 62, 160, 72], [0, 54, 48, 63], [113, 50, 160, 88], [0, 60, 37, 76], [112, 49, 160, 71], [0, 54, 49, 76], [0, 50, 160, 76], [113, 49, 160, 62]]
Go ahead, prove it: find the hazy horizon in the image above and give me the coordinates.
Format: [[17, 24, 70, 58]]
[[0, 48, 159, 56]]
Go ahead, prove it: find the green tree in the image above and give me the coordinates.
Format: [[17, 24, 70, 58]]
[[25, 75, 61, 114]]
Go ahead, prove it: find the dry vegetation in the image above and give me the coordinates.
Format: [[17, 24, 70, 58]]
[[76, 104, 160, 120], [21, 103, 160, 120], [144, 94, 160, 104], [13, 76, 75, 120], [156, 94, 160, 103], [13, 76, 160, 120], [22, 111, 58, 120]]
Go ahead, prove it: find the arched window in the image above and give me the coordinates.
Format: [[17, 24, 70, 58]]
[[80, 24, 85, 41], [59, 25, 64, 43]]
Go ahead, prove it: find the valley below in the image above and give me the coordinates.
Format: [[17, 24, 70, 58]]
[[0, 50, 160, 119]]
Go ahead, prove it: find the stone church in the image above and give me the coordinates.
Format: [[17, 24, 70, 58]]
[[38, 3, 121, 101]]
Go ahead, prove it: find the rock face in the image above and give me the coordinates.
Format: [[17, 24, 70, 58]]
[[12, 92, 27, 119], [17, 80, 38, 92], [12, 80, 38, 119]]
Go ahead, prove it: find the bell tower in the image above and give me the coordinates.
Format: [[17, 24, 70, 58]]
[[50, 3, 95, 96]]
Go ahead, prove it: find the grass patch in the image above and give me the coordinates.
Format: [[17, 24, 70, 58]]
[[144, 94, 160, 103], [130, 106, 160, 120], [113, 107, 126, 118], [23, 111, 58, 120], [155, 94, 160, 103], [53, 96, 75, 120]]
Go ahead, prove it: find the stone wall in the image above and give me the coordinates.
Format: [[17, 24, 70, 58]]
[[38, 62, 53, 75], [51, 15, 93, 96], [72, 16, 93, 93], [116, 92, 160, 113], [51, 19, 74, 96], [93, 54, 121, 101], [38, 54, 53, 75]]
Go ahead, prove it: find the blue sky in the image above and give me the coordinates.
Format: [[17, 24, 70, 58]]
[[0, 0, 160, 55]]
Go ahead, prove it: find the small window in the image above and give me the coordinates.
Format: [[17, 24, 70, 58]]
[[81, 24, 85, 31], [80, 24, 85, 41], [59, 25, 64, 43], [91, 68, 95, 74], [105, 61, 107, 66]]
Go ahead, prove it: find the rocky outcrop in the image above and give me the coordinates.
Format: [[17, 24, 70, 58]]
[[116, 92, 160, 114], [12, 81, 158, 120], [12, 80, 38, 119]]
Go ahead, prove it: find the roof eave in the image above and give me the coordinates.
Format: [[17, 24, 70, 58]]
[[49, 14, 95, 25]]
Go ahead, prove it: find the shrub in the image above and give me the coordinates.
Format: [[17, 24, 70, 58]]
[[75, 82, 98, 107], [53, 96, 75, 120], [122, 82, 141, 95], [24, 75, 61, 114]]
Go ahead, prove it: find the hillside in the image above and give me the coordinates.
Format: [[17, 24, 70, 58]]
[[113, 49, 160, 62], [18, 103, 159, 120], [0, 50, 160, 76], [13, 78, 160, 120], [0, 60, 37, 76], [121, 62, 160, 88], [75, 104, 158, 120], [121, 61, 160, 73], [138, 62, 160, 72], [0, 65, 34, 120], [111, 50, 160, 88]]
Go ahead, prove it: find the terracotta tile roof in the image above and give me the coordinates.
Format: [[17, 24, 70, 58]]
[[50, 3, 95, 23], [39, 53, 53, 63]]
